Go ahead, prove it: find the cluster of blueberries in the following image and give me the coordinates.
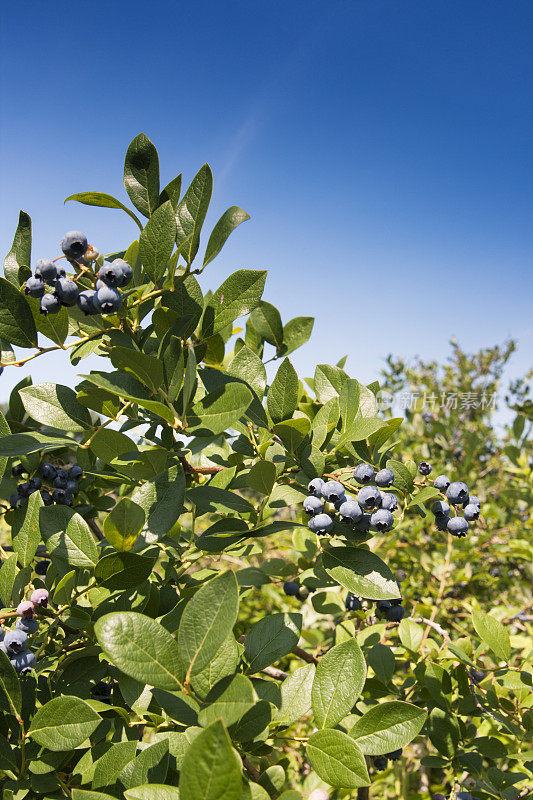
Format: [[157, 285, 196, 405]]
[[430, 471, 481, 538], [10, 461, 83, 509], [303, 463, 400, 536], [0, 589, 49, 673], [345, 592, 406, 623], [23, 230, 132, 316], [373, 749, 403, 771]]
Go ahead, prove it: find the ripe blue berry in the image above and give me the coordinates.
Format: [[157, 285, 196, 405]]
[[24, 276, 45, 298], [35, 559, 50, 575], [34, 258, 58, 283], [61, 231, 88, 260], [463, 503, 480, 521], [434, 513, 450, 532], [338, 499, 363, 524], [308, 513, 334, 533], [380, 492, 398, 511], [17, 482, 32, 497], [353, 513, 372, 532], [98, 261, 123, 287], [11, 463, 26, 477], [51, 488, 67, 504], [94, 284, 122, 314], [303, 495, 324, 516], [418, 461, 432, 476], [40, 463, 57, 481], [434, 474, 451, 492], [40, 293, 62, 315], [66, 480, 78, 495], [375, 468, 394, 487], [283, 580, 299, 597], [353, 463, 375, 484], [357, 486, 382, 510], [308, 477, 325, 497], [10, 650, 36, 674], [29, 477, 42, 493], [373, 756, 388, 770], [4, 629, 29, 654], [376, 600, 391, 612], [9, 492, 21, 509], [466, 495, 481, 509], [69, 465, 83, 480], [431, 500, 450, 516], [447, 516, 469, 537], [54, 474, 68, 489], [77, 289, 98, 315], [345, 594, 362, 611], [16, 617, 39, 635], [386, 749, 402, 761], [385, 605, 405, 622], [40, 490, 53, 506], [54, 277, 79, 307], [446, 481, 469, 505], [113, 259, 133, 287], [322, 480, 345, 505], [370, 508, 394, 532]]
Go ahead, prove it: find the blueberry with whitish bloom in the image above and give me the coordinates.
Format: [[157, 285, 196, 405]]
[[10, 650, 36, 674], [357, 485, 382, 510], [303, 495, 324, 516], [338, 498, 363, 523], [113, 259, 133, 286], [69, 465, 83, 480], [40, 462, 57, 481], [431, 500, 450, 516], [24, 276, 45, 298], [17, 600, 34, 619], [16, 617, 39, 635], [448, 517, 469, 537], [466, 495, 481, 509], [94, 284, 122, 314], [308, 477, 325, 497], [370, 508, 395, 532], [98, 261, 124, 287], [54, 277, 79, 307], [308, 513, 334, 533], [463, 503, 480, 521], [418, 461, 432, 475], [375, 468, 394, 487], [31, 588, 49, 608], [322, 480, 345, 505], [353, 463, 375, 484], [380, 492, 398, 511], [434, 474, 451, 492], [34, 258, 58, 283], [77, 289, 98, 315], [345, 594, 362, 611], [66, 480, 79, 495], [434, 514, 450, 532], [283, 581, 299, 597], [4, 629, 29, 654], [446, 481, 469, 505], [40, 293, 62, 315], [60, 230, 88, 260]]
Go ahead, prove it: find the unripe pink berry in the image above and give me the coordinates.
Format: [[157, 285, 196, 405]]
[[309, 790, 330, 800], [16, 600, 35, 619], [31, 588, 49, 608]]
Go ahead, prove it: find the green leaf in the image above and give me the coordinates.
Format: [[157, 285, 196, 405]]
[[95, 552, 154, 590], [247, 461, 277, 495], [11, 490, 43, 567], [0, 648, 21, 717], [28, 696, 100, 750], [89, 428, 137, 465], [0, 407, 9, 484], [244, 612, 302, 673], [39, 506, 99, 569], [28, 295, 69, 345], [322, 546, 401, 601], [0, 554, 18, 609], [64, 192, 143, 231], [190, 635, 241, 698], [227, 345, 267, 398], [306, 729, 369, 789], [399, 619, 424, 652], [0, 277, 38, 348], [187, 383, 253, 436], [273, 663, 315, 726], [472, 609, 511, 662], [179, 719, 242, 800], [161, 275, 204, 338], [274, 418, 310, 452], [388, 459, 415, 495], [125, 786, 181, 800], [349, 701, 427, 754], [73, 792, 118, 800], [281, 317, 314, 356], [336, 417, 386, 450], [177, 572, 239, 678], [94, 612, 183, 690], [3, 210, 31, 287], [124, 133, 160, 218], [267, 358, 299, 424], [158, 173, 182, 210], [203, 206, 250, 267], [408, 486, 440, 508], [92, 740, 138, 790], [198, 673, 255, 728], [79, 370, 175, 425], [175, 164, 213, 265], [103, 498, 146, 551], [122, 739, 169, 789], [427, 707, 460, 758], [311, 639, 366, 728], [19, 383, 92, 431], [311, 396, 340, 448], [110, 347, 164, 393], [139, 200, 176, 283], [131, 463, 186, 538], [314, 364, 347, 403], [202, 269, 267, 337], [249, 301, 284, 350], [0, 431, 73, 456], [187, 485, 255, 515]]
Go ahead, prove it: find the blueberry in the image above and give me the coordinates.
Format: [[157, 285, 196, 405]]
[[9, 492, 21, 509], [68, 465, 83, 481], [113, 259, 133, 287], [434, 475, 451, 492], [77, 289, 98, 315], [370, 508, 394, 532], [10, 650, 36, 674], [17, 482, 32, 498], [40, 293, 62, 315], [283, 580, 299, 597], [466, 495, 481, 509], [322, 480, 346, 505], [16, 601, 34, 619], [61, 231, 88, 260], [469, 668, 485, 683], [418, 461, 432, 476], [11, 463, 26, 477], [308, 513, 334, 533], [375, 468, 394, 487], [40, 490, 53, 506], [4, 629, 29, 654], [35, 559, 50, 575], [463, 503, 480, 521], [345, 594, 362, 611], [447, 516, 469, 537], [90, 680, 112, 698], [357, 486, 382, 510], [353, 463, 375, 484], [385, 605, 405, 622], [66, 480, 79, 495], [51, 488, 67, 504], [386, 749, 402, 761], [380, 492, 398, 511], [376, 600, 391, 613], [54, 475, 68, 489], [434, 513, 450, 532], [373, 756, 388, 770], [303, 495, 324, 516], [40, 462, 57, 481], [94, 284, 122, 314], [31, 588, 49, 608], [307, 477, 325, 497], [54, 277, 79, 307], [431, 500, 450, 516], [446, 481, 469, 505], [98, 261, 123, 287], [28, 477, 42, 493], [34, 258, 58, 283], [353, 513, 372, 532], [432, 795, 447, 800], [16, 616, 39, 635], [338, 499, 363, 523], [24, 276, 45, 298]]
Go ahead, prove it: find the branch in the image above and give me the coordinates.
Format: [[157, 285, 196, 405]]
[[241, 754, 261, 782], [179, 456, 222, 475], [262, 666, 288, 680], [87, 518, 105, 541]]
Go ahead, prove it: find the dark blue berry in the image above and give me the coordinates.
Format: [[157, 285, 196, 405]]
[[34, 258, 58, 283], [357, 486, 381, 510], [418, 461, 432, 476], [434, 474, 451, 492], [463, 504, 480, 521], [447, 517, 469, 537], [322, 480, 345, 505], [113, 259, 133, 287], [61, 231, 88, 260], [98, 261, 123, 287], [40, 463, 57, 481], [353, 463, 375, 484], [77, 289, 98, 315], [40, 293, 62, 315], [338, 499, 363, 524], [380, 492, 398, 511], [35, 559, 50, 575], [446, 482, 469, 505], [307, 478, 325, 497], [370, 509, 394, 532], [24, 276, 45, 298], [431, 500, 450, 516], [54, 277, 79, 307], [303, 496, 324, 516], [373, 756, 388, 770], [375, 468, 394, 487], [94, 285, 122, 314], [345, 594, 362, 611], [308, 513, 334, 533], [283, 581, 299, 597], [40, 490, 53, 506], [385, 605, 405, 622]]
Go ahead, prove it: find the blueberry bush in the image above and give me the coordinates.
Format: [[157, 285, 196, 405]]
[[0, 134, 531, 800]]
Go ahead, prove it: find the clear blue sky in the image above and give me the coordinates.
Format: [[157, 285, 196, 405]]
[[1, 0, 532, 402]]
